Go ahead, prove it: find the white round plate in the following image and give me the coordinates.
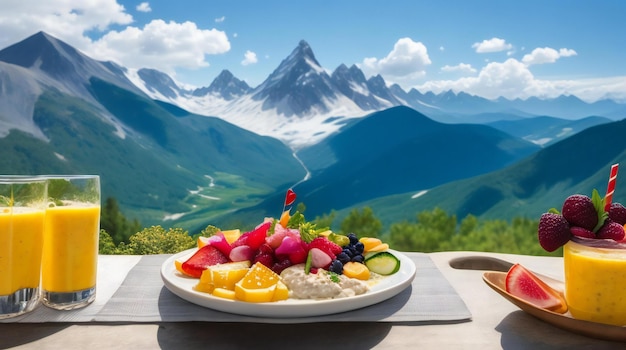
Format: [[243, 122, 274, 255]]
[[161, 248, 416, 318]]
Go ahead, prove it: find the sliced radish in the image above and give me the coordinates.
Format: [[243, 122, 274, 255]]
[[309, 248, 332, 269], [229, 245, 254, 262]]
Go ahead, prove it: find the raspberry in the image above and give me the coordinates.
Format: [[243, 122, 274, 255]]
[[596, 219, 626, 241], [257, 243, 274, 255], [570, 226, 596, 239], [253, 251, 275, 268], [308, 237, 342, 259], [608, 202, 626, 225], [561, 194, 598, 231], [271, 259, 292, 274], [538, 213, 571, 252]]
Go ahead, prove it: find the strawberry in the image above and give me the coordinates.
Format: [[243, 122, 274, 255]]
[[505, 263, 567, 313], [596, 219, 626, 241], [537, 213, 571, 252], [181, 245, 229, 278], [308, 237, 342, 260], [288, 246, 308, 264], [608, 202, 626, 225], [570, 226, 596, 239], [232, 221, 271, 250], [561, 194, 598, 231]]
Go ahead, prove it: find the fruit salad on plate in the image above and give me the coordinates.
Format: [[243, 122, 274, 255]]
[[173, 211, 401, 303]]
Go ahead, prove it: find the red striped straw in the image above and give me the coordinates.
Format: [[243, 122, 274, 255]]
[[604, 163, 619, 212]]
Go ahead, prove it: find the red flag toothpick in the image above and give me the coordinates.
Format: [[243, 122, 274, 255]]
[[282, 188, 296, 215], [605, 163, 619, 212]]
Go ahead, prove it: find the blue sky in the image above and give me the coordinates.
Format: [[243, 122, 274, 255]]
[[1, 0, 625, 102]]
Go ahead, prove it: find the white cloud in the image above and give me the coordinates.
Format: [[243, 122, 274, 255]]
[[136, 2, 151, 12], [472, 37, 513, 53], [89, 19, 230, 73], [0, 0, 132, 50], [413, 54, 626, 102], [522, 47, 577, 65], [241, 50, 258, 66], [0, 0, 229, 76], [361, 37, 431, 80], [215, 16, 225, 23], [441, 63, 476, 74], [417, 58, 538, 100]]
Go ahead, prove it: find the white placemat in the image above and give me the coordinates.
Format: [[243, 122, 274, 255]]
[[2, 255, 141, 323]]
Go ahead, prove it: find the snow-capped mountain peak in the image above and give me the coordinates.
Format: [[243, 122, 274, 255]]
[[193, 69, 251, 100]]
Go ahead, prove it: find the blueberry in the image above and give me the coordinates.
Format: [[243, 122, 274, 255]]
[[329, 260, 343, 274], [343, 248, 353, 258], [349, 246, 358, 256], [337, 252, 350, 264], [354, 242, 364, 254], [351, 255, 364, 263], [347, 233, 358, 245]]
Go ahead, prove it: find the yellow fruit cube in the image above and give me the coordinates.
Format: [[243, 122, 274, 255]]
[[212, 287, 237, 300], [221, 229, 241, 245], [234, 262, 286, 303]]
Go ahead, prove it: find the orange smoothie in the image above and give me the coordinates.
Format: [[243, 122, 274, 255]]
[[0, 208, 45, 295], [42, 205, 100, 292], [563, 238, 626, 326]]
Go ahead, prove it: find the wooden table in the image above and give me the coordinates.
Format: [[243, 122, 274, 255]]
[[0, 251, 623, 349]]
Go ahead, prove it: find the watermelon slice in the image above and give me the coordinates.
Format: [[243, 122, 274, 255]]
[[181, 245, 229, 278], [505, 263, 568, 313]]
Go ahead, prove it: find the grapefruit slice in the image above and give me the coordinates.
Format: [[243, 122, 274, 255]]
[[505, 263, 567, 313]]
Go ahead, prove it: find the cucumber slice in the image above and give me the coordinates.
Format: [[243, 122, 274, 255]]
[[364, 251, 401, 275]]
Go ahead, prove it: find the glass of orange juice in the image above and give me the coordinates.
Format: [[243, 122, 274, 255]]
[[0, 176, 47, 319], [41, 175, 100, 310], [563, 236, 626, 326]]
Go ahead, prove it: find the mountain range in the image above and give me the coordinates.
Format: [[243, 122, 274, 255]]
[[0, 31, 624, 233], [129, 40, 625, 149]]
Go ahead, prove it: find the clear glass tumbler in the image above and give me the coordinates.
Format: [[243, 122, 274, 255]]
[[41, 175, 100, 310], [0, 176, 47, 319]]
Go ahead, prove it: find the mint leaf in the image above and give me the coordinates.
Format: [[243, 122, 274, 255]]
[[328, 272, 340, 283], [591, 189, 608, 232]]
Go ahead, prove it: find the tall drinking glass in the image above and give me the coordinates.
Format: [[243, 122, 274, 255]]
[[0, 176, 47, 319], [41, 175, 100, 310]]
